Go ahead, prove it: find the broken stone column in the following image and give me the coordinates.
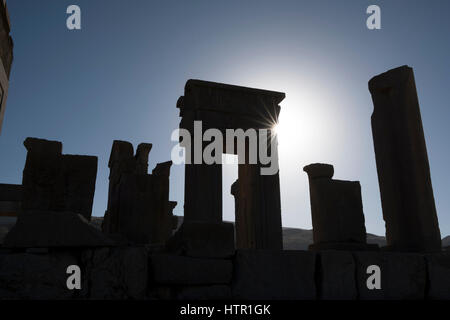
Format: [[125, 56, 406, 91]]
[[151, 161, 175, 243], [369, 65, 441, 252], [21, 137, 97, 220], [102, 140, 176, 245], [60, 155, 98, 220], [21, 138, 63, 212], [4, 137, 110, 248], [303, 163, 376, 251]]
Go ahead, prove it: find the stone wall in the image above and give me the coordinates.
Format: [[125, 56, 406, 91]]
[[0, 247, 449, 300]]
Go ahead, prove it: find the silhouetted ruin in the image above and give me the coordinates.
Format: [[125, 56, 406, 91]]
[[20, 138, 97, 220], [0, 70, 449, 300], [369, 65, 442, 252], [4, 138, 112, 247], [102, 140, 176, 245], [303, 163, 377, 251], [177, 80, 284, 249]]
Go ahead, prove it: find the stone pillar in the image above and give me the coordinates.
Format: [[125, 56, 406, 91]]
[[369, 65, 441, 252], [152, 161, 175, 243], [60, 154, 98, 220], [303, 163, 376, 251], [103, 140, 136, 234], [21, 138, 63, 212], [184, 161, 222, 223], [236, 163, 283, 250]]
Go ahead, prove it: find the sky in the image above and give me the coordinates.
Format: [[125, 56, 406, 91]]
[[1, 0, 449, 237]]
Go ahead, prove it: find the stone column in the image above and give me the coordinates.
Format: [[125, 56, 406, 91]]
[[152, 161, 174, 243], [303, 163, 375, 251], [184, 147, 222, 223], [369, 65, 441, 252], [21, 138, 63, 212], [236, 163, 283, 250]]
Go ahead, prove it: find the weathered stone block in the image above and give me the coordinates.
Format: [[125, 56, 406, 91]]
[[176, 285, 232, 300], [166, 221, 235, 258], [81, 247, 148, 299], [232, 250, 316, 300], [354, 252, 426, 300], [22, 138, 62, 211], [303, 163, 368, 248], [3, 211, 115, 248], [426, 253, 450, 299], [59, 155, 98, 220], [20, 138, 98, 220], [319, 251, 357, 300], [150, 254, 233, 285], [0, 252, 77, 299]]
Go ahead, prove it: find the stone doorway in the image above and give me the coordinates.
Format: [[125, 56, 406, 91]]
[[177, 80, 285, 250]]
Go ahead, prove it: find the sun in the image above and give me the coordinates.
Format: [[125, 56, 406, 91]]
[[271, 123, 279, 137]]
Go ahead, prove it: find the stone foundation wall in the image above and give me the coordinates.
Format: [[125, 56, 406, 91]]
[[0, 247, 449, 300]]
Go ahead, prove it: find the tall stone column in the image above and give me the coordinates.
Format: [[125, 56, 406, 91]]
[[184, 146, 222, 223], [369, 65, 441, 252], [236, 163, 283, 250]]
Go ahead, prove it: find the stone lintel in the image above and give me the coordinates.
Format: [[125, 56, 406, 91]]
[[177, 79, 285, 124]]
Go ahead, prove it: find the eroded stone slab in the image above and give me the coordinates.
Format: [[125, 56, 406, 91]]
[[3, 211, 115, 248], [426, 252, 450, 299], [232, 250, 316, 300], [319, 251, 356, 300], [150, 254, 233, 285], [166, 221, 235, 258], [0, 252, 77, 299], [354, 252, 426, 300], [81, 247, 148, 299]]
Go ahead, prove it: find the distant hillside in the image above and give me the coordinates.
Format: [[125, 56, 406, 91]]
[[443, 236, 450, 247], [174, 216, 387, 250]]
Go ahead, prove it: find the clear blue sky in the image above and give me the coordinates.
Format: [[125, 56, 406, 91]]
[[1, 0, 449, 237]]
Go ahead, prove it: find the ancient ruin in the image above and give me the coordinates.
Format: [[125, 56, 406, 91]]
[[369, 65, 441, 252], [4, 137, 112, 247], [177, 80, 284, 250], [20, 138, 97, 220], [102, 140, 177, 245], [303, 163, 376, 251], [0, 69, 449, 300]]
